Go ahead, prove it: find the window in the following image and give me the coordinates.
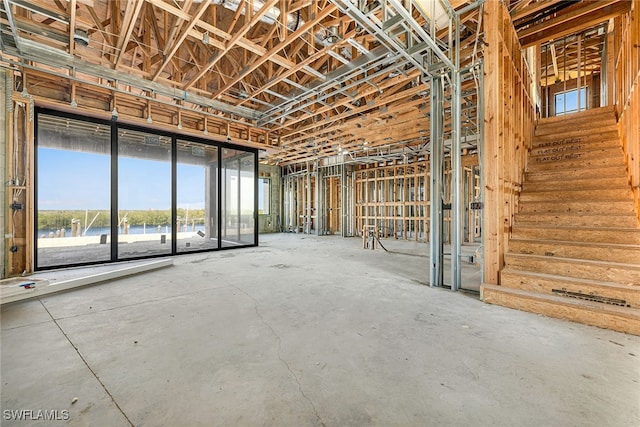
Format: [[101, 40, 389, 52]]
[[117, 129, 172, 258], [36, 115, 112, 267], [221, 149, 256, 247], [555, 87, 587, 116], [258, 178, 270, 215], [35, 109, 258, 269], [176, 140, 219, 253]]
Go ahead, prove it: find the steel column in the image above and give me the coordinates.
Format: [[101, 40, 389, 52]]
[[450, 68, 462, 291], [429, 76, 444, 287]]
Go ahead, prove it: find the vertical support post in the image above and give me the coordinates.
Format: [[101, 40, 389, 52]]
[[577, 32, 581, 109], [306, 163, 312, 234], [450, 69, 462, 291], [171, 136, 177, 254], [110, 118, 118, 261], [1, 70, 7, 277], [341, 164, 347, 236], [217, 147, 222, 248], [429, 76, 444, 287], [477, 61, 486, 281], [482, 0, 505, 284], [237, 154, 241, 240], [601, 31, 608, 107]]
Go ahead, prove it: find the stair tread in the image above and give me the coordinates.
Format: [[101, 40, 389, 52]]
[[533, 129, 618, 139], [536, 107, 616, 125], [530, 144, 621, 153], [508, 238, 640, 249], [505, 252, 640, 269], [524, 180, 629, 187], [501, 267, 640, 289], [522, 187, 631, 193], [525, 168, 627, 178], [482, 283, 640, 319], [516, 211, 636, 216], [514, 224, 640, 232]]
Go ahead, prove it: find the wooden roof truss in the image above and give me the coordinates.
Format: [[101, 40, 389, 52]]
[[0, 0, 632, 165]]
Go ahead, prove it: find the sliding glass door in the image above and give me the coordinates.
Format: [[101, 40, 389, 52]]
[[36, 115, 111, 267], [176, 140, 219, 252], [221, 149, 256, 247], [117, 129, 172, 258], [35, 110, 257, 270]]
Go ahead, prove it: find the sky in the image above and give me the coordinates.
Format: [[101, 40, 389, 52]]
[[38, 148, 206, 210]]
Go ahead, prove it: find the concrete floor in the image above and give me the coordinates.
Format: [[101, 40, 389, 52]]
[[1, 233, 639, 426]]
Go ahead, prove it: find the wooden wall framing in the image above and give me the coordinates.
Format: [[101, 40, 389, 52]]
[[355, 160, 429, 242], [4, 89, 35, 276], [615, 3, 640, 220], [354, 154, 479, 243], [482, 1, 536, 285]]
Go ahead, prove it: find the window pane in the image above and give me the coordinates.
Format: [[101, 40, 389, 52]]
[[555, 93, 564, 114], [221, 149, 255, 247], [259, 178, 270, 215], [579, 87, 587, 109], [176, 140, 219, 252], [564, 90, 577, 112], [118, 130, 172, 258], [36, 115, 111, 268]]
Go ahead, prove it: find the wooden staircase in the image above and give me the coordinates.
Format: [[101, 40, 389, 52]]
[[481, 107, 640, 335]]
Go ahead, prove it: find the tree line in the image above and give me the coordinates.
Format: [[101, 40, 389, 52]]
[[38, 208, 206, 230]]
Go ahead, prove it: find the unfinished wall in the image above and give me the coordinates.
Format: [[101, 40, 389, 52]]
[[258, 163, 281, 233], [354, 154, 480, 243], [355, 160, 429, 241], [482, 0, 537, 285], [4, 86, 34, 277], [615, 3, 640, 219]]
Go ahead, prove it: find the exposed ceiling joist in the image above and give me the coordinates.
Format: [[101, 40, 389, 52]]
[[519, 0, 631, 48]]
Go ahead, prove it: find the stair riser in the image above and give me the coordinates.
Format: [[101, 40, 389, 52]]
[[511, 227, 640, 244], [519, 201, 636, 215], [481, 286, 640, 335], [508, 240, 640, 263], [523, 177, 630, 192], [532, 135, 620, 151], [500, 271, 640, 307], [530, 147, 621, 162], [533, 126, 618, 141], [519, 189, 634, 202], [527, 156, 624, 172], [536, 107, 615, 125], [514, 215, 639, 228], [504, 255, 640, 285], [524, 167, 628, 182]]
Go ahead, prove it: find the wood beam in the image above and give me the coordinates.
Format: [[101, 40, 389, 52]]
[[482, 0, 505, 285], [68, 0, 76, 55], [183, 0, 279, 90], [152, 1, 210, 81], [550, 43, 559, 82], [511, 0, 562, 23], [519, 0, 631, 48], [114, 0, 144, 68], [211, 5, 337, 100]]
